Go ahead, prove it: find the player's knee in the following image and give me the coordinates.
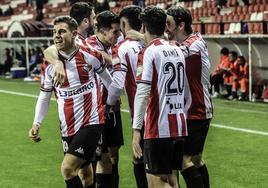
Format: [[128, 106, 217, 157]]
[[192, 154, 204, 167], [96, 153, 112, 173], [108, 147, 119, 165], [61, 160, 77, 179], [182, 155, 193, 170], [78, 166, 94, 186]]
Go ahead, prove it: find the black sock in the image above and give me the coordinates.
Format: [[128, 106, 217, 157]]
[[198, 165, 210, 188], [181, 166, 204, 188], [65, 176, 83, 188], [112, 164, 119, 188], [133, 163, 148, 188], [96, 174, 112, 188]]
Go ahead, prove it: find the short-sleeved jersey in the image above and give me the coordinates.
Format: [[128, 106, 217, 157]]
[[112, 38, 144, 118], [136, 38, 188, 139], [182, 33, 213, 120], [41, 46, 105, 137]]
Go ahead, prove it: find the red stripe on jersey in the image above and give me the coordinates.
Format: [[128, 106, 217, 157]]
[[136, 49, 145, 81], [64, 98, 75, 136], [180, 113, 187, 136], [182, 34, 200, 47], [124, 53, 137, 119], [83, 92, 92, 127], [168, 114, 178, 138], [61, 63, 75, 135], [75, 51, 89, 84], [186, 52, 206, 119], [95, 75, 105, 124], [145, 61, 159, 139]]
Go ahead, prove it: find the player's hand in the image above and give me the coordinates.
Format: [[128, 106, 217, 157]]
[[132, 129, 142, 159], [126, 30, 145, 42], [53, 60, 65, 87], [29, 123, 41, 142]]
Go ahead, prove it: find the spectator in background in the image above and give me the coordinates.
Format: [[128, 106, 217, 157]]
[[94, 0, 110, 14], [237, 56, 249, 100], [0, 8, 3, 16], [3, 48, 13, 74], [20, 46, 26, 68], [4, 5, 13, 16], [211, 47, 229, 98], [221, 51, 237, 99], [26, 0, 33, 6], [36, 0, 44, 21], [229, 51, 240, 100]]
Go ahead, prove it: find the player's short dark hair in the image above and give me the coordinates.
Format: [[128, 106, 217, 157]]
[[96, 10, 120, 31], [70, 2, 93, 25], [220, 47, 229, 55], [139, 6, 166, 36], [53, 16, 78, 31], [166, 6, 193, 35], [229, 51, 238, 58], [119, 5, 142, 31], [238, 55, 246, 63]]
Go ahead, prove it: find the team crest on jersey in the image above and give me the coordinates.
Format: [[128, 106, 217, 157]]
[[83, 64, 92, 72]]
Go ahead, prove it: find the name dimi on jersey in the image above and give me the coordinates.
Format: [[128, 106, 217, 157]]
[[136, 39, 188, 139], [41, 46, 105, 137]]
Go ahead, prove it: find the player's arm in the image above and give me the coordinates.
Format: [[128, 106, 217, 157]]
[[43, 45, 65, 86], [106, 47, 128, 106], [29, 61, 53, 142], [29, 91, 52, 142], [132, 83, 151, 158]]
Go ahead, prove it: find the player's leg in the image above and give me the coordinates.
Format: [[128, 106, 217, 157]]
[[192, 153, 210, 188], [96, 151, 113, 188], [181, 120, 204, 188], [61, 153, 85, 188], [133, 127, 148, 188], [62, 125, 103, 188], [96, 111, 123, 188], [78, 163, 95, 188]]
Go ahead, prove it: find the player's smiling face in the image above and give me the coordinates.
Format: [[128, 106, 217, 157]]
[[53, 22, 76, 52]]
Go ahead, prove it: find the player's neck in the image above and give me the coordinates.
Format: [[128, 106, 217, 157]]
[[96, 33, 110, 48], [178, 32, 192, 43], [59, 44, 77, 58], [77, 27, 86, 38], [146, 34, 161, 43]]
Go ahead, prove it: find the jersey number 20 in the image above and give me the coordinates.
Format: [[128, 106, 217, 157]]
[[163, 62, 184, 96]]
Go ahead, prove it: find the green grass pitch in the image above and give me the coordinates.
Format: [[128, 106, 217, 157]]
[[0, 78, 268, 188]]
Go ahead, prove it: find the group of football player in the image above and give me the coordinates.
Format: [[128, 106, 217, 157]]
[[29, 2, 213, 188]]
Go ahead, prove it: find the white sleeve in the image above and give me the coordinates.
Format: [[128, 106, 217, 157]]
[[33, 91, 52, 127], [106, 70, 126, 106], [132, 83, 151, 130], [98, 68, 113, 90]]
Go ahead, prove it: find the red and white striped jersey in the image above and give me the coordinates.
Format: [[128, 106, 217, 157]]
[[136, 38, 188, 139], [41, 46, 105, 137], [75, 33, 88, 47], [112, 38, 144, 118], [181, 33, 213, 120], [85, 35, 113, 105]]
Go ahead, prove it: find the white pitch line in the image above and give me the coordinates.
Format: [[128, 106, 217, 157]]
[[1, 89, 268, 136], [211, 123, 268, 136]]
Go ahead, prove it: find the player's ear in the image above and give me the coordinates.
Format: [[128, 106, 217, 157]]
[[72, 30, 77, 38], [178, 22, 185, 32]]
